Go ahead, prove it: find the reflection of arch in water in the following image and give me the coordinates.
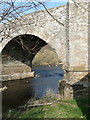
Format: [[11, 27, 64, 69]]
[[2, 78, 35, 113]]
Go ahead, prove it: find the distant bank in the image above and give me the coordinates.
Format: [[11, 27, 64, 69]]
[[32, 45, 62, 66]]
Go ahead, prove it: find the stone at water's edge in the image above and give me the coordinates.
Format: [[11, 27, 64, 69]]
[[0, 86, 7, 92], [58, 80, 73, 100], [58, 79, 88, 100]]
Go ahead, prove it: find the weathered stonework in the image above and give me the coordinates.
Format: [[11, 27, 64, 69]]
[[0, 6, 66, 63], [66, 0, 89, 84], [58, 80, 73, 100]]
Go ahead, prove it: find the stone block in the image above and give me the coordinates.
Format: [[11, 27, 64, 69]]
[[58, 80, 73, 100]]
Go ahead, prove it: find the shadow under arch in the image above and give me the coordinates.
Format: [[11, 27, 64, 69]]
[[2, 34, 47, 68]]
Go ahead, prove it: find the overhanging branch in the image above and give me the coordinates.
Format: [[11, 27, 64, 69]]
[[38, 2, 64, 26]]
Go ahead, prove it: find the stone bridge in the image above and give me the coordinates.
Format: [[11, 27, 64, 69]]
[[0, 5, 66, 67], [0, 0, 89, 98]]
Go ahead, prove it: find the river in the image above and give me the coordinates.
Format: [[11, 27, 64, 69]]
[[2, 65, 64, 113]]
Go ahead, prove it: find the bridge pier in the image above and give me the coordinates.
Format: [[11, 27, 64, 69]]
[[58, 0, 89, 100]]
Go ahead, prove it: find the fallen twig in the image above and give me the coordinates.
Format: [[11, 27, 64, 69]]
[[18, 102, 52, 109]]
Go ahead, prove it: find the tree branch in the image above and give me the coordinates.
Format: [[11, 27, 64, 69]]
[[38, 1, 64, 26]]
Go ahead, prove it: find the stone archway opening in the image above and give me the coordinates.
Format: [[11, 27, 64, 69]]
[[32, 44, 62, 66], [1, 33, 64, 97], [2, 34, 47, 80], [1, 34, 63, 81], [2, 34, 47, 66]]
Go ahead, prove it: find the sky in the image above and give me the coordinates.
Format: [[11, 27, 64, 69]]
[[2, 0, 68, 14], [14, 0, 68, 2], [1, 0, 68, 23], [36, 0, 68, 10], [19, 0, 68, 14]]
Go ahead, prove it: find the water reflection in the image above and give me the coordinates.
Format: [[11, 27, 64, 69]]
[[2, 78, 35, 113]]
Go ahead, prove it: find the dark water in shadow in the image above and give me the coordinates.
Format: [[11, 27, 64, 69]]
[[2, 65, 64, 113]]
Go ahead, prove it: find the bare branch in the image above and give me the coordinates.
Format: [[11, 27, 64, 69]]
[[38, 1, 64, 26], [1, 0, 65, 56], [72, 0, 79, 7]]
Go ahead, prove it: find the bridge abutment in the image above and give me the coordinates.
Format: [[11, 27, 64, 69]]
[[59, 0, 89, 99]]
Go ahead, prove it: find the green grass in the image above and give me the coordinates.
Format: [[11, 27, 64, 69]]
[[19, 101, 86, 118], [4, 99, 87, 119]]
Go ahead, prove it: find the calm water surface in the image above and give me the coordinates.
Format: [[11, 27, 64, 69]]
[[2, 65, 64, 113]]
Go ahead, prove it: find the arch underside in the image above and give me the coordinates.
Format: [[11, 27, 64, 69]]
[[2, 34, 47, 67]]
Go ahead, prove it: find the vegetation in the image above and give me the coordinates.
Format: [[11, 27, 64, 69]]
[[32, 45, 61, 66], [4, 98, 87, 119], [3, 88, 88, 119]]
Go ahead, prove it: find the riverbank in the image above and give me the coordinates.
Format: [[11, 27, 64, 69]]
[[3, 86, 88, 119], [2, 64, 32, 75], [3, 97, 87, 119], [2, 64, 63, 81], [3, 83, 88, 119], [2, 65, 64, 114], [32, 45, 61, 66], [1, 64, 34, 81], [2, 71, 35, 81]]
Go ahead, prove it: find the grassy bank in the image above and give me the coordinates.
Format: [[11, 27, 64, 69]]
[[32, 45, 61, 66], [4, 98, 87, 119]]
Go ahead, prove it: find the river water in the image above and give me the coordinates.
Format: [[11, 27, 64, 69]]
[[2, 65, 64, 113]]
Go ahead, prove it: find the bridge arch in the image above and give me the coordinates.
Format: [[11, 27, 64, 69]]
[[1, 15, 65, 64], [2, 33, 62, 68], [1, 25, 55, 51]]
